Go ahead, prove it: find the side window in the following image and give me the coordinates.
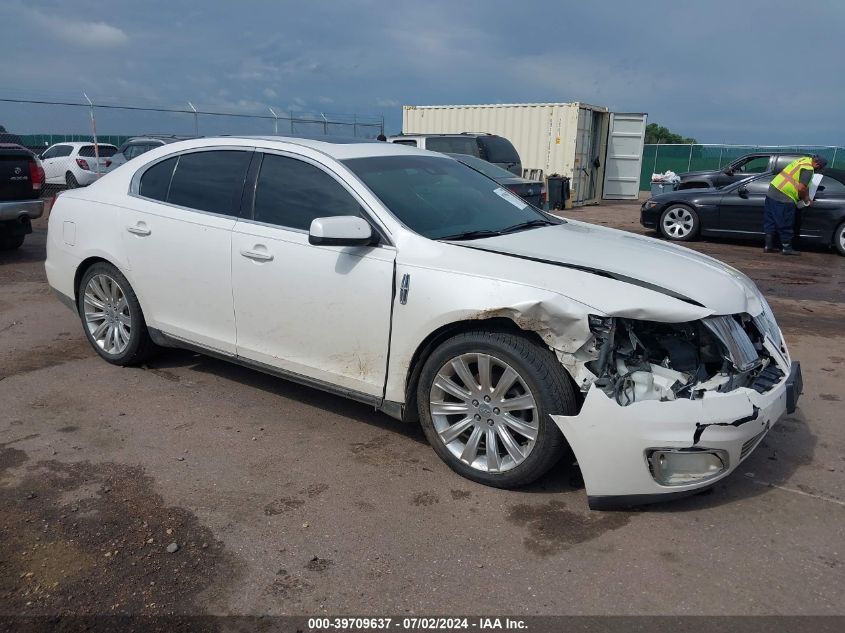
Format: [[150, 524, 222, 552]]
[[745, 178, 771, 194], [818, 175, 845, 195], [425, 137, 479, 155], [139, 157, 177, 201], [392, 139, 418, 146], [167, 150, 252, 216], [42, 147, 57, 159], [253, 154, 362, 231], [738, 156, 769, 173], [55, 145, 73, 158]]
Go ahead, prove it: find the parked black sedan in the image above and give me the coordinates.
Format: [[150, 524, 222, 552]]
[[641, 169, 845, 255], [446, 153, 545, 208]]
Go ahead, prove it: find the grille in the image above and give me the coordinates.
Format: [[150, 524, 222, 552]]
[[740, 424, 769, 461], [703, 315, 760, 372]]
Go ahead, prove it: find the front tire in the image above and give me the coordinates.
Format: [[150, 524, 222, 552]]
[[417, 330, 577, 488], [660, 204, 700, 241], [77, 262, 155, 365], [834, 222, 845, 256]]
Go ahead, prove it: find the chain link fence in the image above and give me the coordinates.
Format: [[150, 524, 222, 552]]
[[1, 96, 385, 193], [639, 144, 845, 190]]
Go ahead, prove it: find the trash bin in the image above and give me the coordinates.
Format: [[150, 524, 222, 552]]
[[650, 182, 677, 197], [547, 174, 570, 210]]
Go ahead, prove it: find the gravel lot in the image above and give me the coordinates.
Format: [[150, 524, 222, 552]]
[[1, 201, 843, 617]]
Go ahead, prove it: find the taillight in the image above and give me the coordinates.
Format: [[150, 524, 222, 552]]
[[29, 161, 44, 191], [76, 158, 90, 170]]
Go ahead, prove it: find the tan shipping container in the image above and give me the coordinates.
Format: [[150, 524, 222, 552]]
[[402, 103, 646, 205]]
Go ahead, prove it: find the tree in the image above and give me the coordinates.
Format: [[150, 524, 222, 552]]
[[645, 123, 697, 144]]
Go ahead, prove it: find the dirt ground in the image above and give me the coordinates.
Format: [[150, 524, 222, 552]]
[[1, 200, 843, 619]]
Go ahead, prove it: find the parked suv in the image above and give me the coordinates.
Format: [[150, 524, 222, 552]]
[[0, 143, 44, 250], [40, 142, 118, 188], [678, 152, 803, 189], [46, 136, 800, 509], [388, 133, 522, 176], [106, 135, 197, 172]]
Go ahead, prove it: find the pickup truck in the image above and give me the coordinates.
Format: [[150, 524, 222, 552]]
[[677, 152, 803, 190], [0, 144, 45, 250]]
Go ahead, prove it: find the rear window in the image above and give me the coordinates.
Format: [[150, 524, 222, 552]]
[[139, 157, 177, 201], [166, 150, 252, 216], [478, 136, 520, 164], [425, 137, 479, 156], [78, 145, 117, 157]]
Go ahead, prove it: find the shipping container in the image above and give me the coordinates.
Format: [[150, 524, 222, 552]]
[[402, 103, 647, 205]]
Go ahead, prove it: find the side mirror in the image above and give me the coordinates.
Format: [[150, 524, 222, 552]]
[[737, 185, 749, 198], [723, 168, 734, 176], [308, 216, 376, 246]]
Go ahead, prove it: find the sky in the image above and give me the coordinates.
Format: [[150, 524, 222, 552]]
[[1, 0, 843, 144]]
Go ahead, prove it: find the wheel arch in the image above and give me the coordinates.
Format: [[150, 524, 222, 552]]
[[401, 316, 580, 423]]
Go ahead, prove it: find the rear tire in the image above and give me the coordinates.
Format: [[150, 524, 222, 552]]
[[416, 330, 577, 488], [660, 204, 700, 241], [66, 172, 79, 189], [0, 233, 25, 251], [77, 262, 155, 365]]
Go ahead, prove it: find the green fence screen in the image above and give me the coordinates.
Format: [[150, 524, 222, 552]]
[[639, 144, 845, 190]]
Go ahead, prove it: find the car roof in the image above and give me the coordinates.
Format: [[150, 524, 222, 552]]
[[156, 135, 440, 160], [388, 133, 493, 139], [48, 141, 117, 148]]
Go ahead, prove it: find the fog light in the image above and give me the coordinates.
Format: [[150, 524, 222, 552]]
[[647, 449, 729, 486]]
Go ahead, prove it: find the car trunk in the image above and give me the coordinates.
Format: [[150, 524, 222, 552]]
[[0, 148, 39, 201], [77, 145, 117, 174]]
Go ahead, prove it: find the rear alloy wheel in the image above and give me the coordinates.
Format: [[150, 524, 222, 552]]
[[834, 222, 845, 256], [660, 204, 699, 241], [78, 262, 154, 365], [66, 172, 79, 189], [417, 331, 576, 488]]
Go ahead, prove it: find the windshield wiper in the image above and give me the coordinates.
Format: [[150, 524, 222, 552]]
[[497, 219, 556, 234], [437, 229, 504, 241]]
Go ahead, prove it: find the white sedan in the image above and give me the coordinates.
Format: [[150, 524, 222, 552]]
[[45, 136, 802, 509]]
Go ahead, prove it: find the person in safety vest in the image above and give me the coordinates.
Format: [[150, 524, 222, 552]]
[[764, 154, 827, 255]]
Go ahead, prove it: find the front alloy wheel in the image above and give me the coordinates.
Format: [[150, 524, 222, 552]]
[[430, 352, 539, 473], [660, 205, 699, 241], [417, 331, 575, 488]]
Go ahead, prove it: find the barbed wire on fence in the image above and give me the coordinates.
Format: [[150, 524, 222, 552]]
[[0, 95, 385, 149]]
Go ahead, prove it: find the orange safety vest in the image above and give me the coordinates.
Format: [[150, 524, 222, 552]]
[[771, 156, 814, 203]]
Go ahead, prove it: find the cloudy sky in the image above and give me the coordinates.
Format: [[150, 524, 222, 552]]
[[1, 0, 843, 143]]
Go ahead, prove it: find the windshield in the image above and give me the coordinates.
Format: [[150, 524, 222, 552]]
[[343, 155, 556, 240], [447, 153, 519, 180]]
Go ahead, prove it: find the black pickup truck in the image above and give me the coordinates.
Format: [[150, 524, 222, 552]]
[[0, 144, 45, 250]]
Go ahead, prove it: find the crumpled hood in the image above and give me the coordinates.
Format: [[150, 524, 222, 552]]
[[464, 220, 764, 317]]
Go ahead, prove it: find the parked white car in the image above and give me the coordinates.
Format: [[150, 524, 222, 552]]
[[45, 136, 802, 509], [40, 142, 117, 188]]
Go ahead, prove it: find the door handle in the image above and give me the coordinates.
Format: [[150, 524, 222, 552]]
[[126, 224, 151, 236], [240, 248, 274, 262]]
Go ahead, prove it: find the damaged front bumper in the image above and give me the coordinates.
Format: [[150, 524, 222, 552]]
[[551, 360, 802, 510]]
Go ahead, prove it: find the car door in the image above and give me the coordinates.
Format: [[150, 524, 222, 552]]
[[231, 151, 396, 397], [716, 176, 771, 235], [122, 148, 253, 354], [42, 144, 72, 183], [798, 174, 845, 240]]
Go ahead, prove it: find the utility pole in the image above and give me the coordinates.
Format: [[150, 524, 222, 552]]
[[83, 92, 100, 177], [269, 107, 279, 135], [187, 101, 198, 135]]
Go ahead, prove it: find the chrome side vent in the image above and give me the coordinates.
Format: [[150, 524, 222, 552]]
[[399, 274, 411, 305]]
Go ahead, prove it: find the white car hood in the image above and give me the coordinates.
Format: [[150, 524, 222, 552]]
[[462, 220, 763, 317]]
